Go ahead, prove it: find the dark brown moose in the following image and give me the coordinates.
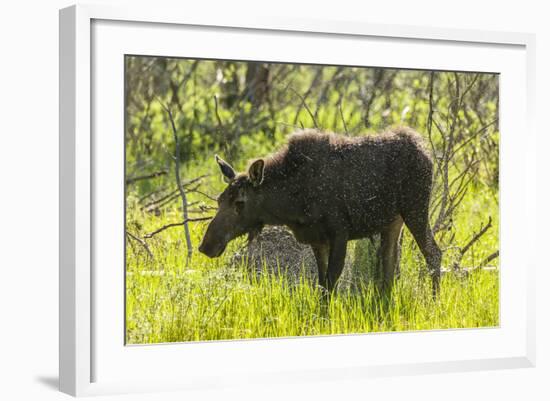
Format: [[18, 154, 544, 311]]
[[199, 127, 442, 295]]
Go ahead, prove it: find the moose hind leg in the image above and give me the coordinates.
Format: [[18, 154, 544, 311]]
[[403, 212, 442, 296], [381, 216, 404, 293]]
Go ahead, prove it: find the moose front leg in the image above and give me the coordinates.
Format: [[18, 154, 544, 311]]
[[311, 243, 329, 289], [326, 234, 349, 292]]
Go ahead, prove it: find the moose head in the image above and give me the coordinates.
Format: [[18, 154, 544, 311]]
[[198, 155, 265, 258]]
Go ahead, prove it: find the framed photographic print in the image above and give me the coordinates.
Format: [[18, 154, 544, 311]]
[[59, 4, 536, 397]]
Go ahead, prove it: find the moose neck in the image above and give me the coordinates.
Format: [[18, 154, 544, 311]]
[[256, 177, 304, 227]]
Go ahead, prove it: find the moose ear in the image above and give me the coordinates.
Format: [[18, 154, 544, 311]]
[[248, 159, 265, 187], [215, 154, 236, 183]]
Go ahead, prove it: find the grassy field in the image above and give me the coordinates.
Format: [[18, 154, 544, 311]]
[[125, 163, 499, 344], [124, 61, 499, 344]]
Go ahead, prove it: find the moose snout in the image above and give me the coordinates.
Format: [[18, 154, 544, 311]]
[[198, 239, 226, 258], [198, 241, 212, 257]]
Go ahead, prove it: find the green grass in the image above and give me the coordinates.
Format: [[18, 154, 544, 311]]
[[126, 261, 498, 344], [125, 181, 499, 344], [123, 61, 499, 344]]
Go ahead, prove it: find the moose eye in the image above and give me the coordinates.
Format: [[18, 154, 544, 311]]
[[235, 200, 245, 213]]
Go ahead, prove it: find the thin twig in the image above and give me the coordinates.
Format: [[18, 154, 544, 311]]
[[144, 217, 213, 239], [138, 185, 169, 204], [141, 189, 179, 210], [460, 217, 492, 257], [181, 174, 210, 187], [213, 95, 224, 127], [426, 71, 436, 153], [292, 69, 323, 127], [478, 250, 499, 268], [144, 193, 180, 213], [189, 189, 217, 202], [451, 217, 493, 270], [338, 99, 348, 134], [289, 86, 319, 129], [126, 170, 168, 185], [126, 231, 154, 259]]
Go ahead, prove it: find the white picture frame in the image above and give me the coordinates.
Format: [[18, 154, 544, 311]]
[[59, 3, 536, 397]]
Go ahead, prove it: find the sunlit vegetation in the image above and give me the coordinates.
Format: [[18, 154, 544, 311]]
[[125, 57, 499, 343]]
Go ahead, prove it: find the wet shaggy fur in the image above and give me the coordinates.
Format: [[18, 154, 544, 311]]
[[260, 127, 434, 238], [200, 126, 442, 294]]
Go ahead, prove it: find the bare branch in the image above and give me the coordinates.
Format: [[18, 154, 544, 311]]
[[138, 185, 169, 204], [460, 217, 492, 257], [451, 217, 494, 271], [338, 99, 348, 135], [478, 250, 499, 268], [189, 189, 218, 202], [181, 174, 210, 187], [126, 170, 168, 185], [144, 192, 180, 213], [157, 99, 194, 262], [139, 176, 207, 212], [289, 86, 319, 129], [213, 95, 224, 127], [144, 217, 213, 239], [126, 231, 153, 259], [292, 69, 322, 127], [141, 188, 178, 209]]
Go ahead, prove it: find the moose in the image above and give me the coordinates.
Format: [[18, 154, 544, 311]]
[[199, 127, 442, 295]]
